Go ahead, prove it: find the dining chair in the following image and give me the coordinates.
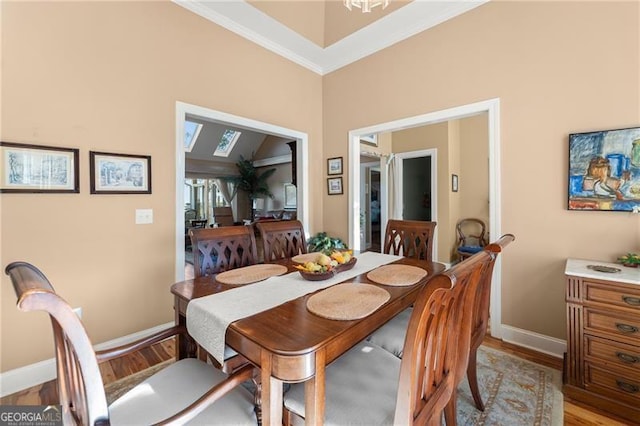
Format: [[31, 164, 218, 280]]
[[4, 261, 258, 426], [188, 226, 258, 373], [213, 206, 235, 227], [365, 219, 437, 356], [189, 226, 258, 278], [255, 220, 307, 262], [366, 234, 515, 424], [383, 219, 437, 261], [456, 218, 488, 261], [283, 251, 492, 426]]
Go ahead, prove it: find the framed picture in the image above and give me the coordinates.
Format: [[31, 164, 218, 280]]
[[327, 157, 343, 175], [90, 151, 151, 194], [568, 126, 640, 211], [0, 142, 79, 193], [284, 183, 297, 208], [452, 174, 459, 192], [327, 177, 343, 195], [360, 134, 378, 147]]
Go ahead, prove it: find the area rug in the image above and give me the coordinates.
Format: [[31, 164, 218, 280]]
[[456, 345, 563, 426], [104, 346, 563, 425]]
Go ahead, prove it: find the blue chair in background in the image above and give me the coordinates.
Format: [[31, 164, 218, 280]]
[[456, 218, 487, 261]]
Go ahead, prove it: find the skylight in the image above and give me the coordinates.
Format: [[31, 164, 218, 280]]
[[214, 130, 242, 157], [184, 121, 203, 152]]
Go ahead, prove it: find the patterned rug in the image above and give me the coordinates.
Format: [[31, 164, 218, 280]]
[[104, 346, 563, 425], [456, 345, 563, 426]]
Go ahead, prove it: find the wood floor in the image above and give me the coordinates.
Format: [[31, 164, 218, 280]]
[[1, 336, 635, 425]]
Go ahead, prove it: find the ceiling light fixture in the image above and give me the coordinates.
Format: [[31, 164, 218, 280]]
[[344, 0, 389, 13]]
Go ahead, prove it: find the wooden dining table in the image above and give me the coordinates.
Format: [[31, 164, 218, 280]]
[[170, 254, 445, 425]]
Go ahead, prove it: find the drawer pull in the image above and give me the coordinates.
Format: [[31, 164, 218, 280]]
[[616, 380, 640, 394], [622, 296, 640, 306], [616, 351, 640, 364], [615, 323, 639, 333]]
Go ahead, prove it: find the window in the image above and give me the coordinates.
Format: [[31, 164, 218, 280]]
[[214, 130, 241, 157], [184, 121, 203, 152]]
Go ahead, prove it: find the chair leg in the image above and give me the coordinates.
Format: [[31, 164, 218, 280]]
[[467, 349, 485, 411], [444, 390, 457, 426]]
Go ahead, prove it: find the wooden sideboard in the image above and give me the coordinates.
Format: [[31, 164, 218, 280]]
[[564, 258, 640, 424]]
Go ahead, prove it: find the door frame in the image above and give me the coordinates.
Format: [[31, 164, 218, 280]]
[[347, 97, 503, 337], [175, 101, 310, 281], [395, 149, 438, 261]]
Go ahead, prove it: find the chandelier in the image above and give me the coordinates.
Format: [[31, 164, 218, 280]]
[[344, 0, 389, 13]]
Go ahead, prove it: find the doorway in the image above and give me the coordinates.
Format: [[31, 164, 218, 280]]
[[175, 101, 310, 282], [347, 98, 503, 338]]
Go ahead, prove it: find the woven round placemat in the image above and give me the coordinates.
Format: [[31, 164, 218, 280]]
[[216, 264, 288, 285], [367, 264, 427, 286], [306, 283, 390, 320], [291, 252, 322, 264]]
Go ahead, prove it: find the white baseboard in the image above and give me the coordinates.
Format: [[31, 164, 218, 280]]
[[499, 324, 567, 359], [0, 322, 174, 398]]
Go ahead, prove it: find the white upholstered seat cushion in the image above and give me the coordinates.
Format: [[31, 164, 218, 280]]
[[109, 358, 256, 425], [283, 341, 401, 426], [366, 307, 412, 358]]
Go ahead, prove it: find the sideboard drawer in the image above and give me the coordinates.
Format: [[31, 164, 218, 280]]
[[584, 280, 640, 310], [585, 363, 640, 406], [584, 308, 640, 342], [585, 335, 640, 372]]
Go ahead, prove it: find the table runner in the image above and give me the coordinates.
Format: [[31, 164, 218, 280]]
[[186, 251, 401, 364]]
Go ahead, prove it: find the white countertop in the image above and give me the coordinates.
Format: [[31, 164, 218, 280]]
[[566, 258, 640, 286]]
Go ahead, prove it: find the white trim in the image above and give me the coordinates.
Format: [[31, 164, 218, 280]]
[[173, 0, 489, 75], [348, 98, 502, 336], [176, 102, 310, 281], [252, 153, 292, 167], [0, 322, 174, 398], [501, 325, 567, 359], [395, 149, 438, 261]]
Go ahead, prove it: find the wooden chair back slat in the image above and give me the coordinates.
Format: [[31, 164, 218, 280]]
[[189, 226, 258, 278], [384, 220, 437, 261], [256, 220, 307, 262]]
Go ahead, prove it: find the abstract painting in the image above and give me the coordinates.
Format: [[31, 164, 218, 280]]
[[568, 126, 640, 211]]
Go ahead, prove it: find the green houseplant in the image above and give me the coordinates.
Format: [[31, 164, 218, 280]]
[[307, 232, 348, 255], [225, 155, 276, 221], [618, 252, 640, 267]]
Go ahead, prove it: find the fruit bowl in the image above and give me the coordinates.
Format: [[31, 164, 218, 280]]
[[295, 251, 356, 281], [298, 257, 358, 281], [335, 257, 357, 272], [298, 269, 336, 281]]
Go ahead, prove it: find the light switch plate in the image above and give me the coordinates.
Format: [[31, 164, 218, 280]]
[[135, 209, 153, 224]]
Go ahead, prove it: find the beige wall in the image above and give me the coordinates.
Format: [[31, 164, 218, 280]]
[[0, 1, 323, 371], [323, 1, 640, 340]]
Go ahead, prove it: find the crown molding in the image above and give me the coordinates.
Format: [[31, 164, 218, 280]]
[[173, 0, 489, 76]]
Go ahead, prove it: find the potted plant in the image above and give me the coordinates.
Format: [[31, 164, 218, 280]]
[[225, 155, 276, 221], [617, 252, 640, 267], [307, 232, 348, 255]]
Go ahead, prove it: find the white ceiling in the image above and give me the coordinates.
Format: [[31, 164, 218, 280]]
[[173, 0, 489, 75]]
